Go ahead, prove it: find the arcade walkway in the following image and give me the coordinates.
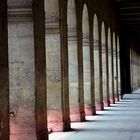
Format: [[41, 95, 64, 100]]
[[49, 89, 140, 140]]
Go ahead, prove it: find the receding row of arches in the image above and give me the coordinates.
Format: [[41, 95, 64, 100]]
[[6, 0, 121, 139], [67, 0, 121, 126], [66, 0, 121, 130]]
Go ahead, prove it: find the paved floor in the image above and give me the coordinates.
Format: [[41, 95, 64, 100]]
[[49, 89, 140, 140]]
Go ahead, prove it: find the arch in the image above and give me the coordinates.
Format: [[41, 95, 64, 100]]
[[93, 14, 100, 109], [93, 14, 99, 41], [82, 4, 92, 115], [108, 28, 113, 102], [67, 0, 76, 28], [82, 4, 90, 35], [108, 28, 111, 48], [101, 22, 107, 104], [101, 22, 106, 43], [67, 0, 80, 121]]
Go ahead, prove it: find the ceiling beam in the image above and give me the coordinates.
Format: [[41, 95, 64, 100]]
[[120, 22, 140, 24], [120, 13, 140, 16], [120, 18, 140, 21], [120, 3, 140, 8]]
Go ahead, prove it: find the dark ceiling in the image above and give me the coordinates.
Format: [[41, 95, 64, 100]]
[[116, 0, 140, 37]]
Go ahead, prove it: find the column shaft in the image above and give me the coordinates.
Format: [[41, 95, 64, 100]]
[[33, 0, 48, 139], [0, 0, 9, 139]]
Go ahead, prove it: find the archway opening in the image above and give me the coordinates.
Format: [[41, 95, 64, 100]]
[[67, 0, 80, 121], [82, 4, 92, 115], [93, 14, 100, 110]]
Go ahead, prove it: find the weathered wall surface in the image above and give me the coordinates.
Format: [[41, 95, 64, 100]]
[[8, 1, 36, 139]]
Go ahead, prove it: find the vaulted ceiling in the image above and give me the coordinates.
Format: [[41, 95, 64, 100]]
[[116, 0, 140, 37]]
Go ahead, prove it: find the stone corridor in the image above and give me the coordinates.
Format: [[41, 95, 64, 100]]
[[49, 89, 140, 140], [1, 0, 140, 139]]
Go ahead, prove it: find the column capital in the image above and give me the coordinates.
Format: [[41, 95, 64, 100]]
[[68, 27, 77, 41], [45, 16, 60, 34], [102, 42, 106, 52], [94, 39, 99, 50], [83, 33, 90, 46]]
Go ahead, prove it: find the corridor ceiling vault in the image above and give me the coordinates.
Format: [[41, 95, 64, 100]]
[[116, 0, 140, 37]]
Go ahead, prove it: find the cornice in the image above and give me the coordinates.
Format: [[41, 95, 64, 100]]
[[8, 7, 32, 22], [8, 0, 32, 22]]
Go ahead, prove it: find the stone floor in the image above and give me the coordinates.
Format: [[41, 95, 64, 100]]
[[49, 89, 140, 140]]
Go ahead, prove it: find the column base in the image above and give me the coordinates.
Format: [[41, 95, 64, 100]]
[[48, 110, 64, 132], [80, 111, 86, 122], [84, 105, 93, 116], [96, 103, 104, 111], [37, 130, 48, 140]]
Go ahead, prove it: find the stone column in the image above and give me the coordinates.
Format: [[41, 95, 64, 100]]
[[136, 55, 139, 88], [113, 33, 117, 100], [132, 51, 135, 89], [33, 0, 48, 139], [68, 30, 82, 120], [93, 15, 100, 110], [130, 49, 134, 91], [45, 0, 70, 131], [132, 49, 135, 90], [94, 39, 100, 108], [83, 34, 92, 115], [138, 56, 140, 87], [8, 0, 37, 139], [101, 23, 107, 105], [67, 0, 83, 121], [133, 52, 136, 88], [111, 32, 115, 103], [136, 55, 138, 88], [102, 41, 107, 104], [133, 52, 135, 89], [116, 35, 119, 101], [136, 53, 138, 88], [89, 24, 96, 115], [108, 29, 113, 104], [99, 23, 104, 110], [138, 55, 139, 87], [139, 56, 140, 87], [106, 29, 110, 106], [108, 44, 113, 102], [130, 48, 132, 90], [82, 5, 93, 115], [0, 0, 9, 139], [77, 5, 85, 122], [133, 51, 135, 89]]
